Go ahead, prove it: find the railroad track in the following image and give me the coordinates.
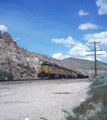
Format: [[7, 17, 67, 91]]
[[0, 78, 91, 85]]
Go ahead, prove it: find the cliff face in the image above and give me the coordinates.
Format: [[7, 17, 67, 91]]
[[0, 31, 38, 78], [0, 31, 107, 79]]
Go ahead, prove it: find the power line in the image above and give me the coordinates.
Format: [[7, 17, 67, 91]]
[[67, 0, 83, 39], [72, 0, 80, 25], [86, 41, 105, 78], [72, 0, 84, 37]]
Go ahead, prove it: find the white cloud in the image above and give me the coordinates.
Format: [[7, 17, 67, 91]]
[[101, 52, 107, 59], [52, 53, 70, 60], [52, 37, 93, 60], [68, 43, 90, 57], [13, 38, 20, 41], [68, 43, 107, 61], [52, 35, 107, 61], [83, 56, 94, 61], [83, 31, 107, 47], [52, 36, 76, 47], [16, 38, 20, 40], [96, 0, 107, 15], [65, 44, 71, 48], [52, 43, 107, 61], [0, 25, 8, 31], [78, 10, 89, 16], [52, 44, 94, 60], [78, 23, 98, 30], [95, 51, 107, 61]]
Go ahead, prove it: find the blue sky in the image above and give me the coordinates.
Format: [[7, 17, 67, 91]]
[[0, 0, 107, 63]]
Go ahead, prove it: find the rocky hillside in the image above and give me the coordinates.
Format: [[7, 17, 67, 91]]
[[62, 58, 107, 77], [0, 31, 107, 79]]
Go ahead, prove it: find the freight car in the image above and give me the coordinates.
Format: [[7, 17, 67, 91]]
[[38, 61, 88, 79]]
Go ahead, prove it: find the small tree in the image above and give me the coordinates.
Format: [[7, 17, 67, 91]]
[[0, 70, 13, 80]]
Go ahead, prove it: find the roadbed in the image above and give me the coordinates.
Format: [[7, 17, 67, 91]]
[[0, 79, 91, 120]]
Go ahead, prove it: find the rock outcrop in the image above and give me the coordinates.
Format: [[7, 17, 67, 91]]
[[0, 32, 107, 79], [0, 32, 37, 79], [0, 31, 3, 38]]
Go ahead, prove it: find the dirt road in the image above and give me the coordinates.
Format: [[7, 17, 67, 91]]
[[0, 79, 91, 120]]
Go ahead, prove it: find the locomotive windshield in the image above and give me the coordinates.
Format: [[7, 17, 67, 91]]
[[40, 64, 49, 73]]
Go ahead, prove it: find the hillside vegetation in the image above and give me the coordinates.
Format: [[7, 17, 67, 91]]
[[65, 74, 107, 120]]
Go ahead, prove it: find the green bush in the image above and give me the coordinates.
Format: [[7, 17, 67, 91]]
[[66, 115, 81, 120], [66, 74, 107, 120], [16, 76, 40, 80], [91, 74, 107, 88], [16, 76, 33, 80], [0, 70, 13, 80], [72, 99, 95, 115]]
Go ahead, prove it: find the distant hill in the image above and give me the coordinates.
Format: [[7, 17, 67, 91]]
[[62, 58, 107, 77], [0, 31, 107, 79]]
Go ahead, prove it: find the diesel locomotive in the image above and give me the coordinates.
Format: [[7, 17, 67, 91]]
[[38, 61, 88, 79]]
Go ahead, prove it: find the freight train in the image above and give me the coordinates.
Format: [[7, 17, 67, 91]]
[[38, 61, 89, 79]]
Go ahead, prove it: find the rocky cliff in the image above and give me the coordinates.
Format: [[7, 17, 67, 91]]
[[0, 31, 107, 79], [0, 31, 37, 78]]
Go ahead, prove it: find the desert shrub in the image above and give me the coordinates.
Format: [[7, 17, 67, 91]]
[[91, 74, 107, 88], [66, 74, 107, 120], [72, 99, 95, 115], [66, 115, 81, 120], [0, 70, 13, 80]]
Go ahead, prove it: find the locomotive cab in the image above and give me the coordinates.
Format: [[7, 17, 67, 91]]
[[38, 61, 52, 79]]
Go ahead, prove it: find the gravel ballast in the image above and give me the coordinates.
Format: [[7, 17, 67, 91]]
[[0, 79, 91, 120]]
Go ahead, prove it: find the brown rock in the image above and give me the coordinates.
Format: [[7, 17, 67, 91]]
[[3, 32, 14, 43], [0, 31, 3, 38]]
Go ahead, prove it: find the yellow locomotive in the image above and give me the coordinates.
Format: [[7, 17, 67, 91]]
[[38, 61, 78, 79]]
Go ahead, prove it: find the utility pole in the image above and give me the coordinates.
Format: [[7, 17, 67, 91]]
[[86, 41, 105, 78]]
